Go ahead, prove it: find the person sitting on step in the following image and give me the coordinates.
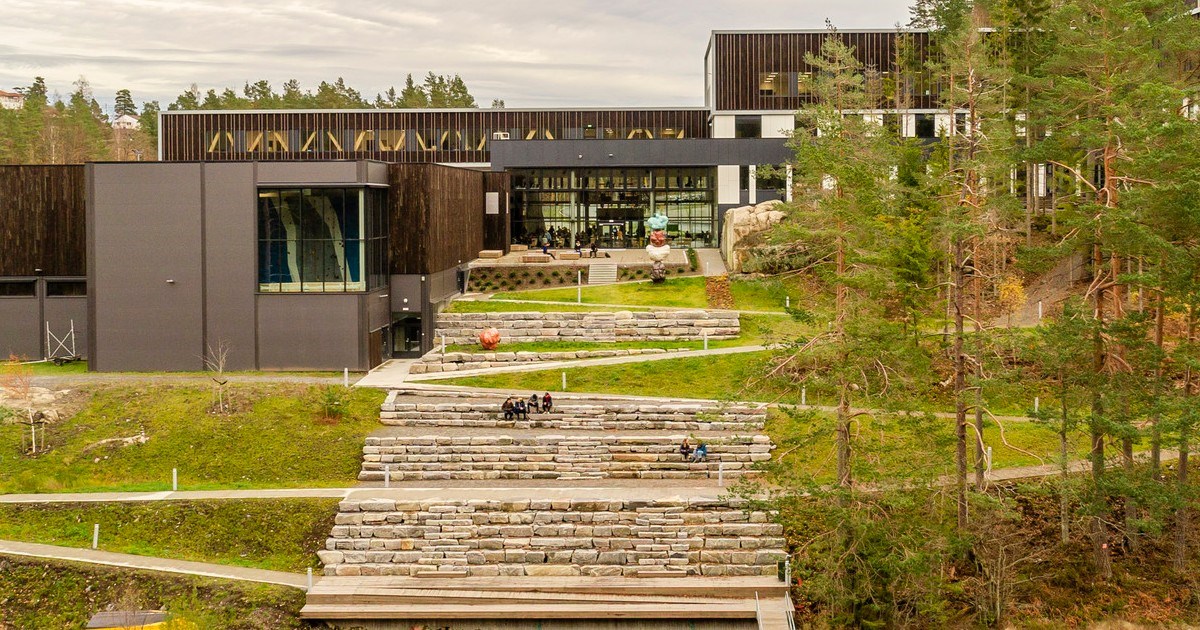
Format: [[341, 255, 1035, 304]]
[[679, 438, 693, 462], [690, 442, 708, 463], [542, 392, 553, 413], [501, 397, 515, 421], [528, 393, 540, 414], [514, 397, 528, 420]]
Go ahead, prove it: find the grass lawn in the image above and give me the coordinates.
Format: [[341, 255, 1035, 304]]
[[494, 276, 709, 308], [444, 300, 636, 313], [443, 345, 1052, 417], [0, 556, 304, 629], [0, 498, 335, 572], [764, 407, 1096, 484], [0, 383, 386, 493]]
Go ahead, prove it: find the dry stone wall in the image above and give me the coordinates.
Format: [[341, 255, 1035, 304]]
[[434, 310, 739, 345], [359, 434, 773, 481], [378, 393, 768, 432], [320, 498, 786, 577], [410, 347, 693, 374]]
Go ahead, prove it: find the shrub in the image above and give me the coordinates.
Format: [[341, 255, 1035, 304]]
[[310, 385, 350, 423]]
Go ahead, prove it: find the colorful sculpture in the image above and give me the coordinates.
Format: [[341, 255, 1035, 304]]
[[479, 327, 501, 350], [645, 211, 671, 283]]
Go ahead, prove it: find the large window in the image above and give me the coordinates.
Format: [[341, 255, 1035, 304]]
[[511, 168, 716, 248], [734, 115, 762, 139], [257, 187, 387, 293]]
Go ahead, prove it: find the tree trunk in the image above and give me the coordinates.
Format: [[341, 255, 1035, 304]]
[[1091, 239, 1112, 579], [837, 387, 852, 488], [975, 361, 986, 490], [1152, 288, 1165, 477], [1060, 384, 1071, 545], [1123, 435, 1138, 553], [1175, 310, 1195, 570], [954, 234, 969, 528]]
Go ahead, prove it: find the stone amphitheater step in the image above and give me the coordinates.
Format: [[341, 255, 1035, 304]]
[[587, 263, 619, 284], [358, 434, 773, 481], [320, 496, 786, 578], [379, 390, 769, 432]]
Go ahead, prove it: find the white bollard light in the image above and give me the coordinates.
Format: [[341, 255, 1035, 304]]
[[577, 271, 582, 303], [786, 296, 791, 309], [703, 330, 709, 351], [384, 465, 391, 488], [441, 335, 446, 354], [718, 462, 725, 486], [1034, 397, 1040, 414], [307, 567, 313, 591], [172, 468, 177, 492], [1038, 300, 1044, 321], [92, 524, 99, 549], [801, 387, 807, 406], [562, 372, 567, 391], [343, 368, 349, 387]]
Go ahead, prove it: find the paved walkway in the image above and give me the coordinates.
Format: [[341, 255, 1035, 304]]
[[470, 297, 789, 316], [404, 344, 771, 382], [355, 359, 416, 388], [0, 539, 309, 589], [0, 488, 357, 504], [695, 248, 729, 276]]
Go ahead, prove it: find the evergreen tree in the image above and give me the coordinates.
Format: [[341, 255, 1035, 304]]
[[113, 89, 137, 117], [400, 74, 428, 107]]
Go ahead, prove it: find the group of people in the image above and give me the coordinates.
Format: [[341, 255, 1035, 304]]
[[501, 392, 554, 420], [679, 438, 708, 463]]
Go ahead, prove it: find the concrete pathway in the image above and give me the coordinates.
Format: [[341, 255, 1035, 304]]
[[0, 487, 357, 504], [404, 344, 771, 382], [470, 297, 789, 316], [0, 539, 309, 589], [355, 358, 416, 388], [695, 248, 729, 276]]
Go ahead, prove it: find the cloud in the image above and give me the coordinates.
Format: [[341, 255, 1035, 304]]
[[0, 0, 913, 110]]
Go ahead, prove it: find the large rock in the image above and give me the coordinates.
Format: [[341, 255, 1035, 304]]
[[721, 200, 787, 274]]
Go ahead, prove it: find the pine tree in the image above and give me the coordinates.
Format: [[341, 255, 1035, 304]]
[[113, 89, 137, 117], [401, 74, 428, 108]]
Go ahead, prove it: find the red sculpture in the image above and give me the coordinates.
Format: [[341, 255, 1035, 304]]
[[649, 230, 667, 247], [479, 327, 501, 350]]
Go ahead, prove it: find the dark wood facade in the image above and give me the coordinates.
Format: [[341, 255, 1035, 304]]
[[0, 165, 86, 276], [709, 30, 939, 111], [389, 164, 498, 275], [161, 109, 709, 163]]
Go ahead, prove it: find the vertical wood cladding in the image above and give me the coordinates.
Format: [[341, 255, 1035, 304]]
[[712, 31, 938, 111], [161, 109, 709, 162], [389, 164, 487, 275], [0, 165, 86, 276], [482, 171, 511, 252]]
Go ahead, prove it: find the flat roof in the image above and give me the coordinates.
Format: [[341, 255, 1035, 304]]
[[160, 106, 709, 116]]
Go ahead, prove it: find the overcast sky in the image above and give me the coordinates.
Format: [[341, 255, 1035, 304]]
[[0, 0, 913, 113]]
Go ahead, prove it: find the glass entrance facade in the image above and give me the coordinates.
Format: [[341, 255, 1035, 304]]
[[510, 167, 716, 249]]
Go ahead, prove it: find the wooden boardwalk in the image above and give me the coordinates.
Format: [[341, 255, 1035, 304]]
[[302, 576, 792, 627]]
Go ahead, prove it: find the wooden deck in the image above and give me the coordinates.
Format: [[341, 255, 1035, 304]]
[[301, 576, 792, 627]]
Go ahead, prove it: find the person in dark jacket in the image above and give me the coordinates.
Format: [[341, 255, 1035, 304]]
[[542, 392, 553, 413]]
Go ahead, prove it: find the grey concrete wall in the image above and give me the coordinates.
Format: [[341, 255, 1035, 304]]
[[389, 274, 422, 315], [256, 161, 359, 184], [89, 163, 205, 371], [435, 310, 740, 345], [203, 162, 257, 370], [367, 287, 390, 333], [490, 138, 791, 170], [0, 297, 41, 359], [44, 296, 87, 358], [256, 293, 364, 370]]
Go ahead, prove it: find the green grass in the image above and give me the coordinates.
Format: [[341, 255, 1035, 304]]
[[0, 499, 335, 572], [765, 407, 1096, 483], [443, 345, 1052, 417], [445, 300, 637, 313], [495, 276, 709, 308], [447, 350, 778, 401], [21, 360, 90, 375], [0, 555, 305, 629], [0, 384, 386, 493]]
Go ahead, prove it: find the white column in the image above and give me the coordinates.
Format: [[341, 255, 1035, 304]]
[[785, 165, 794, 202], [717, 165, 740, 205], [748, 165, 757, 205]]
